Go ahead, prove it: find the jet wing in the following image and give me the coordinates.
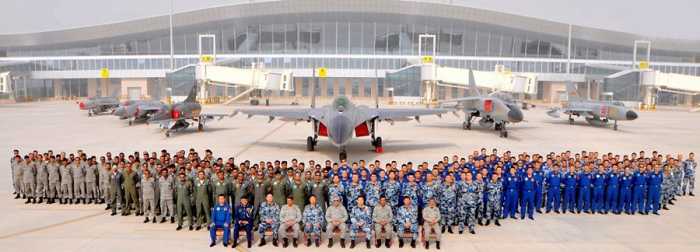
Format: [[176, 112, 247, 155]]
[[137, 105, 164, 112], [563, 108, 593, 116], [236, 108, 322, 122], [439, 97, 482, 113], [199, 113, 233, 121], [368, 108, 448, 122]]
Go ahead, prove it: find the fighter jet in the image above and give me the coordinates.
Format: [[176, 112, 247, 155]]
[[438, 70, 524, 138], [546, 81, 638, 130], [149, 85, 232, 137], [113, 100, 168, 126], [78, 95, 120, 116], [236, 95, 447, 160]]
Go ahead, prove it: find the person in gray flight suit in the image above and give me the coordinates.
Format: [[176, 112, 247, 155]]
[[98, 157, 111, 206], [60, 158, 74, 204], [12, 154, 23, 199], [372, 196, 394, 248], [175, 172, 194, 231], [85, 157, 99, 204], [47, 156, 61, 204], [279, 196, 302, 248], [325, 196, 348, 248], [21, 156, 36, 204], [141, 169, 158, 223], [34, 155, 49, 204], [422, 198, 442, 250], [71, 157, 87, 204], [158, 168, 176, 223]]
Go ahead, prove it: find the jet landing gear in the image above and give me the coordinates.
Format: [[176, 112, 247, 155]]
[[339, 149, 348, 161], [371, 137, 383, 153], [568, 115, 574, 125], [613, 120, 618, 131], [462, 115, 472, 130], [307, 136, 318, 151], [496, 122, 509, 138]]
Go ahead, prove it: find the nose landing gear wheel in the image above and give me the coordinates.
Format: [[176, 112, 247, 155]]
[[128, 120, 133, 126], [165, 131, 171, 138], [307, 136, 316, 151], [197, 123, 204, 132], [462, 121, 471, 130], [339, 150, 347, 161]]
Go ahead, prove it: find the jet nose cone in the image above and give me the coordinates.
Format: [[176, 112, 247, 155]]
[[507, 108, 524, 122], [330, 116, 352, 146], [626, 110, 638, 120]]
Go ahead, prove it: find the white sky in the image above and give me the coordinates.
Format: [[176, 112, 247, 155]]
[[1, 0, 698, 40]]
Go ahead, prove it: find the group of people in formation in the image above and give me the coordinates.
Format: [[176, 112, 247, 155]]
[[10, 148, 696, 250]]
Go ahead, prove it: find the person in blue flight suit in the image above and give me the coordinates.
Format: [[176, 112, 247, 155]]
[[520, 168, 536, 220], [533, 165, 545, 213], [592, 167, 607, 214], [545, 165, 562, 213], [605, 166, 621, 214], [647, 165, 663, 215], [503, 167, 519, 219], [632, 166, 649, 215], [562, 167, 578, 213], [233, 197, 254, 248], [209, 194, 231, 248], [619, 168, 634, 214], [577, 166, 593, 214]]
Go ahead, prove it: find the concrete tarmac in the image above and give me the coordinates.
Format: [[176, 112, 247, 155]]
[[0, 101, 698, 252]]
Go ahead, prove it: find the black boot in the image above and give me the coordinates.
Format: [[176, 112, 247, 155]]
[[32, 198, 36, 204], [160, 217, 166, 223], [248, 239, 252, 248], [209, 242, 215, 247], [176, 225, 182, 231], [478, 219, 483, 226], [306, 239, 311, 247], [152, 217, 157, 223], [495, 219, 501, 226], [171, 217, 175, 223], [259, 238, 266, 247], [410, 239, 416, 248], [24, 197, 31, 204], [14, 194, 20, 199], [441, 225, 446, 233], [385, 239, 391, 248], [447, 226, 453, 233], [485, 220, 491, 226], [231, 241, 238, 248], [690, 192, 695, 196], [436, 241, 441, 250], [282, 238, 289, 248], [272, 238, 278, 247], [327, 239, 333, 248], [188, 226, 193, 231], [143, 217, 149, 223], [37, 198, 43, 204], [350, 240, 356, 249], [425, 241, 429, 249], [399, 239, 404, 248], [366, 240, 370, 248], [376, 239, 381, 248], [340, 239, 346, 248], [292, 238, 298, 248], [315, 239, 320, 247], [105, 205, 111, 210]]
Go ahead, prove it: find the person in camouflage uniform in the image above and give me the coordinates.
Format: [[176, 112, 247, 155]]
[[302, 195, 324, 247], [349, 196, 372, 249], [661, 165, 674, 210], [346, 175, 363, 212], [383, 171, 401, 214], [457, 171, 479, 234], [439, 174, 457, 233], [47, 156, 61, 204], [85, 157, 99, 204], [365, 174, 381, 208], [60, 159, 74, 204], [328, 175, 346, 207], [395, 196, 418, 248], [258, 194, 280, 247], [683, 153, 696, 196], [485, 173, 503, 226], [34, 155, 48, 203]]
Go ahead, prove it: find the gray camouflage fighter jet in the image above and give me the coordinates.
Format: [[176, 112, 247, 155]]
[[78, 95, 120, 116], [113, 100, 168, 126], [149, 85, 233, 137], [438, 70, 524, 138], [546, 82, 638, 130], [236, 96, 447, 160]]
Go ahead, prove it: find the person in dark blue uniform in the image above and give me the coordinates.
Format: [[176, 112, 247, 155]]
[[562, 167, 578, 214], [647, 165, 663, 215], [619, 168, 634, 214], [520, 168, 536, 220], [209, 194, 231, 247], [577, 166, 593, 214], [545, 165, 562, 213], [533, 165, 545, 213], [503, 167, 519, 219], [605, 166, 621, 214], [592, 167, 607, 214], [233, 197, 254, 248], [632, 166, 649, 215]]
